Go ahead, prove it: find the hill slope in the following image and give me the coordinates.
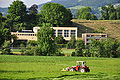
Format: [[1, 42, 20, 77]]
[[50, 0, 120, 8], [72, 19, 120, 41]]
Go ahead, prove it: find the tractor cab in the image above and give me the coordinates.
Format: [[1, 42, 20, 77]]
[[76, 61, 86, 67]]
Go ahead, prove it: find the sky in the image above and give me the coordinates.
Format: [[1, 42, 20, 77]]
[[0, 0, 51, 8]]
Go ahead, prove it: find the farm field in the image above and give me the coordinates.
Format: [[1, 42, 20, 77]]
[[0, 55, 120, 80]]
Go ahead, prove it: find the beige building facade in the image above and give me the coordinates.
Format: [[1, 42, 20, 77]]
[[11, 27, 78, 41], [11, 32, 37, 41], [82, 33, 107, 45]]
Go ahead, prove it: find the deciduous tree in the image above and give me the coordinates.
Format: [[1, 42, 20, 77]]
[[40, 3, 72, 27], [37, 23, 58, 56], [77, 7, 97, 20], [101, 4, 120, 20], [7, 0, 27, 31]]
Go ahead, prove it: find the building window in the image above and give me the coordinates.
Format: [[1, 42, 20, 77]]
[[58, 30, 62, 36], [54, 30, 56, 36], [91, 35, 94, 37], [101, 35, 106, 37], [71, 30, 76, 37], [86, 39, 89, 41], [87, 35, 90, 37], [64, 30, 69, 37]]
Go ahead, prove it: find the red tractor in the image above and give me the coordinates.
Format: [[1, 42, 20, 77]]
[[62, 61, 90, 73]]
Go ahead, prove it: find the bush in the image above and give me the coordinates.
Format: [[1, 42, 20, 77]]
[[66, 36, 76, 49], [71, 52, 75, 56], [1, 41, 12, 55], [57, 44, 66, 48]]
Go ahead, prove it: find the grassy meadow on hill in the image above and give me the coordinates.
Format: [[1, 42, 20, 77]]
[[72, 19, 120, 41], [0, 55, 120, 80]]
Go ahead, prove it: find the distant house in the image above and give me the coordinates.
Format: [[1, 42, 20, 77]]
[[82, 33, 108, 45], [11, 27, 78, 41]]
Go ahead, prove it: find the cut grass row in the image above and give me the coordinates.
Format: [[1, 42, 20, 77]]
[[0, 55, 120, 80]]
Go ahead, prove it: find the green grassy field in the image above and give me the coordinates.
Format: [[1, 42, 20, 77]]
[[0, 49, 75, 55], [61, 48, 75, 56], [0, 55, 120, 80]]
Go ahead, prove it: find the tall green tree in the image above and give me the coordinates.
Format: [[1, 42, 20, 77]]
[[8, 0, 27, 22], [0, 12, 6, 29], [37, 23, 58, 56], [0, 28, 11, 47], [7, 0, 27, 31], [26, 4, 39, 29], [40, 3, 72, 27], [28, 4, 38, 15], [77, 7, 97, 20], [116, 7, 120, 19], [101, 4, 120, 20], [0, 12, 2, 28]]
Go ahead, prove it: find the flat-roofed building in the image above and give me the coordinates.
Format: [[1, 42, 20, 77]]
[[11, 27, 78, 41], [82, 33, 107, 45], [53, 27, 77, 40], [11, 31, 37, 41]]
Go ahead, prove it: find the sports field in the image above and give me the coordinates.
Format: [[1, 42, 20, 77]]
[[0, 55, 120, 80]]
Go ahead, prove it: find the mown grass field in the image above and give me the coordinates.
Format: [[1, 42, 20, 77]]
[[0, 55, 120, 80]]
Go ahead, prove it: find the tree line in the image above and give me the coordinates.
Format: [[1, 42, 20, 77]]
[[76, 4, 120, 20], [67, 38, 120, 58]]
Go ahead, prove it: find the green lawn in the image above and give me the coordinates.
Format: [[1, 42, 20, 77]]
[[0, 55, 120, 80], [0, 48, 75, 55], [11, 49, 21, 52], [61, 48, 75, 56]]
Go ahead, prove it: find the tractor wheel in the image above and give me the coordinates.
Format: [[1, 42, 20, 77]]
[[87, 69, 90, 72], [80, 69, 85, 73], [69, 68, 74, 71]]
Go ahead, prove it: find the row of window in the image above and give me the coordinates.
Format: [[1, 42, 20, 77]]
[[15, 34, 36, 36], [86, 35, 107, 37], [54, 30, 76, 37]]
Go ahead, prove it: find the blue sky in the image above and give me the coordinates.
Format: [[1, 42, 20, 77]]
[[0, 0, 51, 8]]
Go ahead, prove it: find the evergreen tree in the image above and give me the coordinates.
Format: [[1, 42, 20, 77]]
[[27, 4, 38, 29]]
